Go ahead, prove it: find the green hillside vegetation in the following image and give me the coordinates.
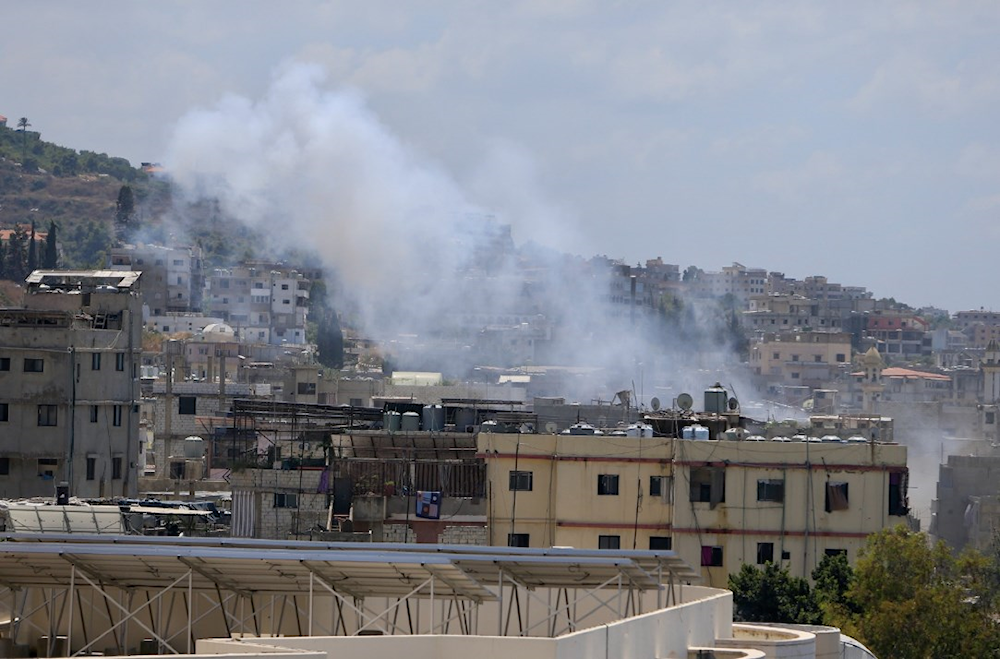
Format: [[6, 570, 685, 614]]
[[0, 122, 267, 276]]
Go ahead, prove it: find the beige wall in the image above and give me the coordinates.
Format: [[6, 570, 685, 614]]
[[481, 433, 908, 586]]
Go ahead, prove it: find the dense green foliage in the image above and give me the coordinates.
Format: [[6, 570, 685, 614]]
[[0, 123, 142, 181], [730, 527, 1000, 658]]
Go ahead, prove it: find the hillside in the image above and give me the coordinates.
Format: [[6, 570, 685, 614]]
[[0, 124, 266, 271]]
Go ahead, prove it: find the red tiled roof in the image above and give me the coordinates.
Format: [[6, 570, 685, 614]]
[[852, 367, 950, 381]]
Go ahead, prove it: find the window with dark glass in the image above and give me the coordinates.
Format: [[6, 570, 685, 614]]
[[598, 535, 621, 550], [112, 457, 122, 480], [757, 479, 785, 502], [701, 546, 723, 567], [24, 358, 44, 373], [649, 536, 672, 550], [598, 474, 620, 495], [757, 542, 774, 564], [508, 533, 530, 547], [509, 470, 533, 491], [86, 457, 96, 481], [37, 405, 57, 426], [91, 353, 101, 370], [179, 396, 196, 415]]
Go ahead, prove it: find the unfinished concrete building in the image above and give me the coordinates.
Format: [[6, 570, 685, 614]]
[[0, 270, 143, 499]]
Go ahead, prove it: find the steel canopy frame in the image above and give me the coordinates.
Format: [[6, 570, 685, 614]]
[[0, 536, 697, 652]]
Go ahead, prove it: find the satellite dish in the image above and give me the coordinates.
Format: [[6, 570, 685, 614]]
[[545, 421, 558, 434], [728, 397, 740, 411], [651, 397, 661, 411], [677, 393, 693, 411]]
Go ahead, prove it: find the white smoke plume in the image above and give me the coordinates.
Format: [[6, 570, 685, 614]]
[[164, 63, 752, 404]]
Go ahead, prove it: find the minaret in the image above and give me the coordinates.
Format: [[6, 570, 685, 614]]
[[860, 347, 884, 414], [982, 339, 1000, 403]]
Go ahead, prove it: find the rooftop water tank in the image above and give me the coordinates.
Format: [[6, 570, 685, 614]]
[[383, 411, 401, 432], [422, 405, 445, 432], [183, 436, 204, 458], [704, 384, 728, 414], [401, 411, 420, 432]]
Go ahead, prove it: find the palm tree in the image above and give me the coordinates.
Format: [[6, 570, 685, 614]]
[[16, 117, 31, 162]]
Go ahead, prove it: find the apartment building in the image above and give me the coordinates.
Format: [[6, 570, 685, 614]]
[[750, 331, 852, 389], [204, 265, 309, 345], [109, 243, 203, 314], [479, 431, 908, 587], [0, 270, 143, 499]]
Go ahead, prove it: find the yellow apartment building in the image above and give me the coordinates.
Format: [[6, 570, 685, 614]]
[[479, 432, 908, 587]]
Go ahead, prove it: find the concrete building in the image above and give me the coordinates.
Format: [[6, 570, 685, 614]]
[[0, 270, 143, 499], [479, 430, 909, 588], [204, 265, 310, 346], [109, 243, 203, 314], [749, 331, 852, 389]]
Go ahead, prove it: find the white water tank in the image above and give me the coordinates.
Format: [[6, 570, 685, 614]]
[[183, 436, 204, 458]]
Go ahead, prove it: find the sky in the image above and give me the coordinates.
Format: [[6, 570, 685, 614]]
[[3, 2, 1000, 312]]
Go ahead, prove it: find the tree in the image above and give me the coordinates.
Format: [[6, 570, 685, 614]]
[[6, 225, 27, 282], [43, 222, 58, 269], [728, 562, 822, 625], [846, 526, 1000, 658], [114, 184, 136, 243], [26, 221, 36, 273], [16, 117, 30, 162]]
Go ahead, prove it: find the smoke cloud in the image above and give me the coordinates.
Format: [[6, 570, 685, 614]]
[[163, 63, 752, 404]]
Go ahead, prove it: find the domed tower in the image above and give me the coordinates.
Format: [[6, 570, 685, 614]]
[[860, 346, 884, 414], [982, 339, 1000, 403]]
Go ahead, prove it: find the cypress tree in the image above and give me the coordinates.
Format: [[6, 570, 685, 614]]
[[44, 221, 58, 269], [27, 221, 37, 273]]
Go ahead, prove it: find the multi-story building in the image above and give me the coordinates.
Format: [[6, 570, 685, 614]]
[[480, 429, 908, 587], [749, 331, 852, 389], [0, 270, 143, 499], [109, 243, 203, 315], [204, 265, 310, 345]]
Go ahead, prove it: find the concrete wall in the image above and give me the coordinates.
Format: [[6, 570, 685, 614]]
[[481, 432, 908, 586]]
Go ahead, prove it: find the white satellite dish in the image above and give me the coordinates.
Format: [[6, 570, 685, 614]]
[[677, 393, 693, 411], [651, 397, 661, 411], [545, 421, 558, 434]]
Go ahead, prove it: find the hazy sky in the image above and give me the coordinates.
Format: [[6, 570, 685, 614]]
[[3, 2, 1000, 312]]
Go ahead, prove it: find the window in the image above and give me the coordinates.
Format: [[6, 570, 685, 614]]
[[90, 405, 99, 423], [24, 358, 44, 373], [791, 372, 800, 379], [825, 481, 850, 512], [598, 535, 621, 550], [888, 471, 908, 516], [757, 542, 774, 565], [836, 353, 846, 363], [757, 479, 785, 502], [649, 475, 672, 502], [274, 493, 298, 508], [112, 457, 122, 480], [597, 474, 620, 495], [0, 458, 8, 476], [701, 545, 723, 567], [112, 405, 122, 427], [91, 353, 101, 370], [791, 354, 799, 362], [649, 536, 672, 551], [116, 353, 125, 371], [179, 397, 196, 415], [781, 550, 791, 560], [0, 357, 10, 371], [814, 355, 822, 362], [0, 403, 7, 422], [297, 382, 317, 395], [38, 458, 58, 480], [86, 457, 96, 481], [509, 470, 533, 491], [772, 352, 780, 360], [825, 548, 847, 558], [690, 467, 725, 506], [508, 533, 530, 547], [987, 412, 996, 425], [37, 405, 57, 426]]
